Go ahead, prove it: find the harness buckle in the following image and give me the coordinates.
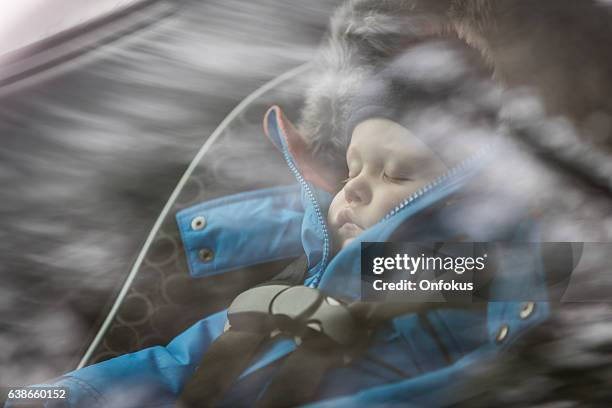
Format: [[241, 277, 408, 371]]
[[227, 284, 289, 332], [227, 285, 357, 346]]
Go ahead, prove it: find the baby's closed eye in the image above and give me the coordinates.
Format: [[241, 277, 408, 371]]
[[383, 172, 414, 183], [383, 162, 415, 183]]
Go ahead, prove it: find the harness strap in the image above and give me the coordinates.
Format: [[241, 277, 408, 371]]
[[254, 303, 490, 407], [177, 254, 488, 407], [177, 256, 309, 407], [260, 254, 309, 287], [178, 330, 267, 407], [348, 301, 486, 326], [254, 337, 347, 408]]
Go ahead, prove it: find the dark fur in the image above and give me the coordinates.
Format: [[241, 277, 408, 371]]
[[300, 0, 612, 151]]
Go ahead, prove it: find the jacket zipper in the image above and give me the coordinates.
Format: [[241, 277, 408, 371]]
[[279, 147, 330, 288], [380, 144, 494, 223]]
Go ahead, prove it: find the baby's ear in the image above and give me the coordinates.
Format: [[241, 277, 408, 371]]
[[263, 105, 346, 193]]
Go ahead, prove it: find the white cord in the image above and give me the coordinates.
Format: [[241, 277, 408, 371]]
[[77, 62, 311, 369]]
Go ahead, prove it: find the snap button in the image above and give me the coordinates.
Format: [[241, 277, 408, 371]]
[[198, 248, 214, 262], [496, 324, 509, 343], [191, 216, 206, 231], [519, 302, 536, 319]]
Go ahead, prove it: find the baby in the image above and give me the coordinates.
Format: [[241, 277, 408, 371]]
[[327, 117, 448, 251], [323, 41, 497, 254]]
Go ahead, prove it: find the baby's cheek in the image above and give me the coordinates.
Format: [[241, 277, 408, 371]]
[[376, 185, 417, 218], [327, 190, 345, 222]]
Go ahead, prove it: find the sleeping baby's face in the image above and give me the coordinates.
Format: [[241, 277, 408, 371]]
[[327, 118, 447, 252]]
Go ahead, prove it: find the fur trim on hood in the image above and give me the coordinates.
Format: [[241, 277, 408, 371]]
[[299, 0, 612, 157]]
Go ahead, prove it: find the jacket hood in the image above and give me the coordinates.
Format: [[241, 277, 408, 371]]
[[297, 0, 612, 243], [343, 39, 499, 168], [263, 105, 346, 194]]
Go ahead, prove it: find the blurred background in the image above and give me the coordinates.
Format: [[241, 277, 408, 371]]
[[3, 1, 612, 406], [0, 0, 340, 389]]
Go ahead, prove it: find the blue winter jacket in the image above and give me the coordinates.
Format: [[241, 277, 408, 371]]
[[6, 106, 549, 407]]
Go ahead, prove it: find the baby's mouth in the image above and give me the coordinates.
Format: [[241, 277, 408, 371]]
[[336, 208, 363, 228], [335, 208, 365, 240]]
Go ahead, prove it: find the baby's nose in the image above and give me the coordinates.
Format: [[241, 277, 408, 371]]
[[344, 178, 371, 205]]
